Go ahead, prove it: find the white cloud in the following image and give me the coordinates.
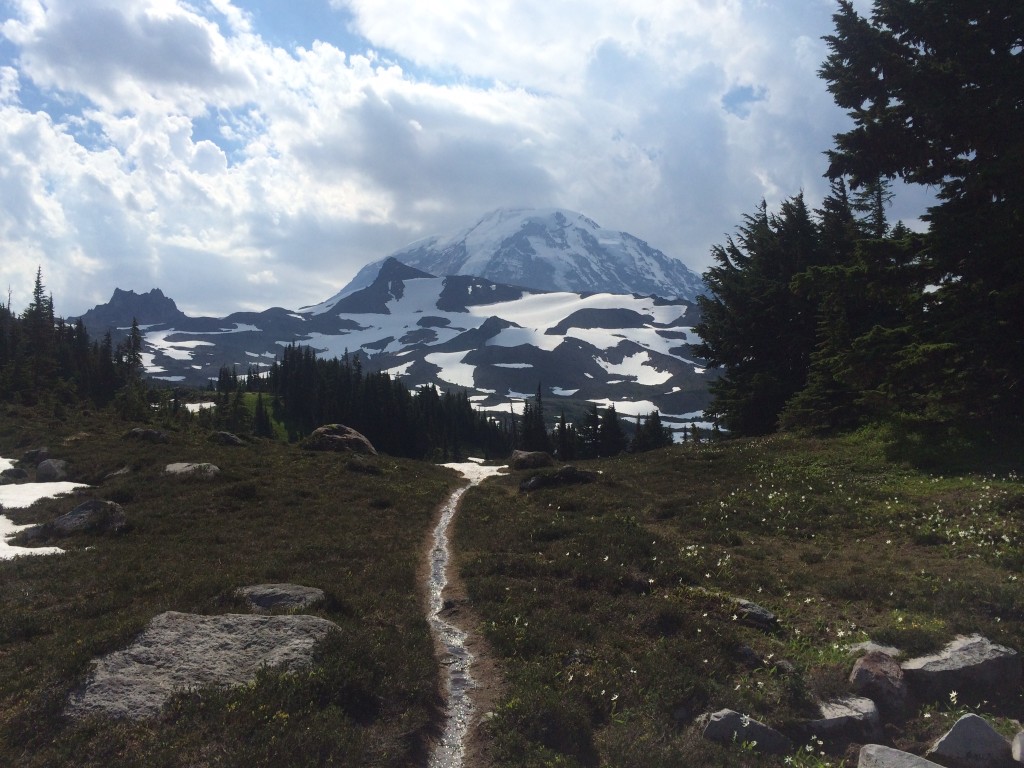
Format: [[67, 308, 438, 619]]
[[0, 0, 930, 317]]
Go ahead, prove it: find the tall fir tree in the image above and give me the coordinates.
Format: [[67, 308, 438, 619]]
[[821, 0, 1024, 432]]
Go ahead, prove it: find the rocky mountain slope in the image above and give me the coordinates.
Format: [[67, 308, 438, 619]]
[[78, 258, 713, 428], [328, 208, 705, 304]]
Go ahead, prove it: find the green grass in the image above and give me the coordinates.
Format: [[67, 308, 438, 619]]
[[0, 402, 460, 767], [453, 429, 1024, 767], [3, 403, 1022, 768]]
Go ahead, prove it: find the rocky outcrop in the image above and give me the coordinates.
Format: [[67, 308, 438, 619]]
[[901, 635, 1021, 703], [238, 584, 325, 613], [700, 708, 791, 755], [164, 462, 220, 478], [925, 713, 1013, 767], [302, 424, 377, 455], [518, 466, 598, 492], [66, 611, 339, 720], [211, 431, 244, 446], [510, 450, 554, 470], [36, 458, 69, 482]]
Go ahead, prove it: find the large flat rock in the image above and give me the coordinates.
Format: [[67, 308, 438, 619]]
[[66, 611, 339, 719]]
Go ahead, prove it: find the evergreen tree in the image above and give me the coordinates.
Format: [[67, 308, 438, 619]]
[[821, 0, 1024, 431], [695, 194, 828, 434], [555, 410, 577, 460], [519, 384, 552, 452], [577, 404, 601, 458], [631, 411, 673, 452], [597, 405, 628, 457]]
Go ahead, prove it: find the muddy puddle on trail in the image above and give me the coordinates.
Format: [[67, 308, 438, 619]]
[[428, 460, 504, 768]]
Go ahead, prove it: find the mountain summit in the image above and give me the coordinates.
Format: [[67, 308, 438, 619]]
[[332, 208, 704, 302]]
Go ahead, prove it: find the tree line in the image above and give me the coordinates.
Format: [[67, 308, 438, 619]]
[[0, 269, 148, 418], [695, 0, 1023, 443], [1, 269, 682, 461]]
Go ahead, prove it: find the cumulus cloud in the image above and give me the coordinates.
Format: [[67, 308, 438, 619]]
[[0, 0, 929, 316]]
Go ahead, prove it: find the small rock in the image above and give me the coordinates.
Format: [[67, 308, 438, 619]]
[[926, 713, 1012, 767], [850, 651, 909, 720], [518, 465, 598, 492], [510, 450, 554, 470], [22, 447, 49, 465], [211, 431, 244, 446], [1, 467, 29, 481], [859, 744, 944, 767], [733, 598, 778, 631], [902, 635, 1021, 703], [735, 644, 763, 669], [302, 424, 377, 455], [164, 462, 220, 478], [808, 696, 881, 741], [50, 500, 128, 537], [125, 428, 170, 444], [701, 708, 791, 755], [237, 584, 325, 612], [850, 641, 902, 658], [772, 658, 797, 675], [37, 458, 69, 482]]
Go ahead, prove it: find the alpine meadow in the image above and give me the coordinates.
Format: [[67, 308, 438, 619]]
[[1, 2, 1023, 768]]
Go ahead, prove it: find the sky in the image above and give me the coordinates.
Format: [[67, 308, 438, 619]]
[[0, 0, 932, 317]]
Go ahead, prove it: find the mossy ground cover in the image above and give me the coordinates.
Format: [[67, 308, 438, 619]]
[[454, 429, 1024, 767], [0, 403, 459, 767]]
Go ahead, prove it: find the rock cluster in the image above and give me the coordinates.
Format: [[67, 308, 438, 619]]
[[700, 608, 1023, 765]]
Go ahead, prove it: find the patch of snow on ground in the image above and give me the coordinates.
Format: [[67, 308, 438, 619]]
[[1, 515, 64, 558], [441, 459, 505, 484], [425, 351, 477, 388], [184, 402, 216, 413], [0, 481, 88, 509], [550, 387, 579, 396], [493, 363, 534, 368], [0, 455, 88, 559]]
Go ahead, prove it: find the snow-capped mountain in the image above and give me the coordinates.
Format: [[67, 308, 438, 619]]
[[79, 260, 713, 428], [324, 208, 705, 306]]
